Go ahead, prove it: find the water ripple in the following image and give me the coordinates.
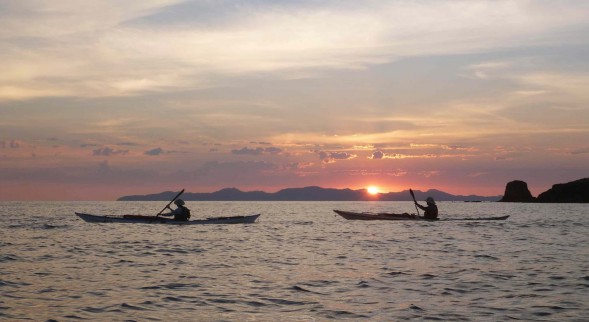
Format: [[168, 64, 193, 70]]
[[1, 201, 588, 321]]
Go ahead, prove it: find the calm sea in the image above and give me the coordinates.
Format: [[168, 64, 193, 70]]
[[1, 201, 588, 321]]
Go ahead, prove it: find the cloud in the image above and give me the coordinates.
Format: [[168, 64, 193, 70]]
[[468, 172, 488, 177], [570, 147, 589, 155], [419, 170, 440, 178], [368, 150, 407, 159], [369, 150, 412, 159], [1, 140, 22, 149], [144, 147, 165, 156], [368, 144, 480, 160], [117, 142, 139, 146], [368, 150, 428, 159], [92, 147, 129, 156], [315, 150, 357, 164], [264, 147, 283, 154], [410, 144, 440, 148], [388, 169, 408, 177], [231, 146, 283, 155], [441, 145, 478, 152], [2, 1, 589, 101], [369, 150, 385, 159], [231, 147, 264, 155], [465, 61, 512, 80], [283, 162, 314, 170], [339, 168, 408, 177]]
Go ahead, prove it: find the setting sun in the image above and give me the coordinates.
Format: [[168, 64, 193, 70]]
[[367, 186, 380, 195]]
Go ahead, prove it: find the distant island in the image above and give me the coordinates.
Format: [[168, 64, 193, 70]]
[[118, 186, 501, 202], [118, 177, 589, 203]]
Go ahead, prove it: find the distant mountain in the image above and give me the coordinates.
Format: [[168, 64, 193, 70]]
[[117, 186, 501, 202]]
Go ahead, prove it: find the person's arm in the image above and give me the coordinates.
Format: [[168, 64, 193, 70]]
[[415, 203, 427, 211], [160, 207, 178, 217]]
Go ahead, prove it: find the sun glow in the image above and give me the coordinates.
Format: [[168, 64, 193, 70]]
[[367, 186, 380, 195]]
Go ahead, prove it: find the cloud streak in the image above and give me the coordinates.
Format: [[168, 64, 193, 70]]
[[231, 146, 283, 156], [92, 147, 129, 156], [1, 140, 23, 149], [144, 147, 165, 156], [315, 150, 357, 164], [2, 1, 589, 101]]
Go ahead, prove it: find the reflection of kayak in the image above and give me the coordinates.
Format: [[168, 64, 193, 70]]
[[334, 210, 509, 221], [75, 212, 260, 225]]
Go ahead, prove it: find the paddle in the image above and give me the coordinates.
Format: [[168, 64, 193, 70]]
[[409, 188, 420, 217], [156, 189, 185, 217]]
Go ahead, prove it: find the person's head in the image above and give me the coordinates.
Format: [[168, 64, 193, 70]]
[[425, 197, 435, 205], [174, 199, 185, 206]]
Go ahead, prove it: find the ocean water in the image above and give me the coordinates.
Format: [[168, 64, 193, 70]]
[[1, 201, 588, 321]]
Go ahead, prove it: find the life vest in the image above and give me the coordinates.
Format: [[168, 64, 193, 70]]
[[175, 206, 191, 221]]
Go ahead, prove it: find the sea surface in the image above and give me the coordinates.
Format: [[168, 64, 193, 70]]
[[1, 201, 588, 321]]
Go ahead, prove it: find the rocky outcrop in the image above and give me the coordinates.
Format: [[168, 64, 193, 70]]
[[537, 178, 589, 203], [499, 180, 536, 202]]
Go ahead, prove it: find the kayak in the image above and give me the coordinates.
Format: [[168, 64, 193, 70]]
[[75, 212, 260, 225], [334, 210, 431, 221], [334, 210, 510, 221]]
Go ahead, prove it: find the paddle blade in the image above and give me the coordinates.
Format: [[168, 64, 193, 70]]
[[409, 188, 420, 216]]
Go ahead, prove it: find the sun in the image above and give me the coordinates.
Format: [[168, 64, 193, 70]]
[[367, 186, 380, 195]]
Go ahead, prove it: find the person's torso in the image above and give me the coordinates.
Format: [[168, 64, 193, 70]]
[[424, 205, 438, 219], [173, 206, 190, 221]]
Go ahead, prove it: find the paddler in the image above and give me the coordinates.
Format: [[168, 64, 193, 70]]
[[415, 196, 438, 220], [161, 199, 191, 221]]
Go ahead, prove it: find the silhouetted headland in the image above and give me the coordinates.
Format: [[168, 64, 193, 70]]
[[536, 178, 589, 203], [499, 178, 589, 203]]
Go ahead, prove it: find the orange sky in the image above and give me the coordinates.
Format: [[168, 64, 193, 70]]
[[1, 1, 588, 200]]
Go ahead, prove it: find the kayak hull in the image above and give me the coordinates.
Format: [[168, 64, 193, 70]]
[[75, 212, 260, 225], [334, 210, 509, 221], [334, 210, 428, 221]]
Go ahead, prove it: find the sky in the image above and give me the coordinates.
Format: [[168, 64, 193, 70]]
[[1, 0, 588, 200]]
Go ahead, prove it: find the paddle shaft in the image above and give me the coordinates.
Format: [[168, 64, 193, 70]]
[[409, 188, 420, 216], [156, 189, 185, 217]]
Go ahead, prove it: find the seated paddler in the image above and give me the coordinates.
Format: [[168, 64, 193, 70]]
[[415, 196, 438, 220], [162, 199, 191, 221]]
